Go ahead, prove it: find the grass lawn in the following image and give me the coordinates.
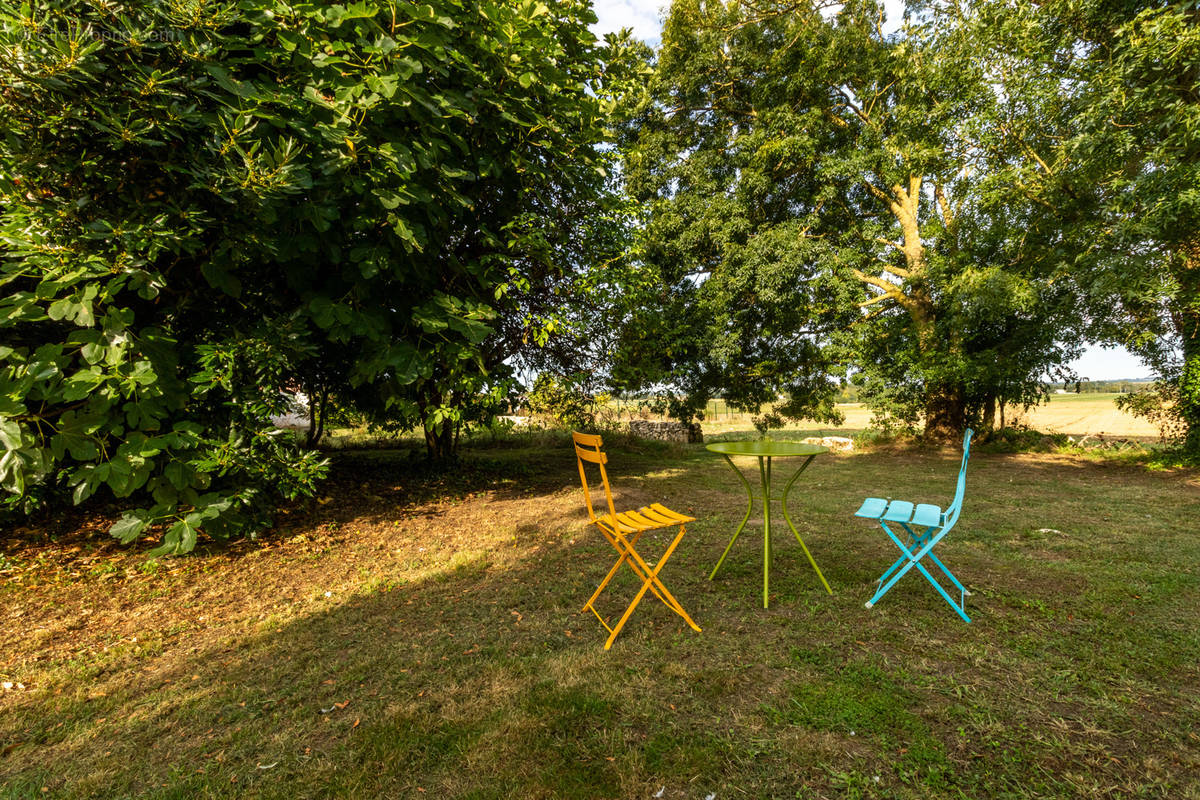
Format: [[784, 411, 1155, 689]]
[[2, 433, 1199, 798]]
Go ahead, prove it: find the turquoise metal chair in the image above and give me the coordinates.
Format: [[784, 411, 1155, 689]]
[[854, 429, 974, 622]]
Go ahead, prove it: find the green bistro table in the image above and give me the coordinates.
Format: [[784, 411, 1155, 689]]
[[706, 440, 832, 607]]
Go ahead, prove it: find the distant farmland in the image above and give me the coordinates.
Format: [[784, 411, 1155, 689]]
[[1010, 392, 1159, 439], [630, 392, 1161, 439]]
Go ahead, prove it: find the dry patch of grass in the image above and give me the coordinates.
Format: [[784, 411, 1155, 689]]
[[1, 442, 1198, 799]]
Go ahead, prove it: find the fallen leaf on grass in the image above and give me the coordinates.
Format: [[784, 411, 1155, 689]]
[[352, 718, 360, 729], [256, 762, 277, 770], [319, 700, 350, 714]]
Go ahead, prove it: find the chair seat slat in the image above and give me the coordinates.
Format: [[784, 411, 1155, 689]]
[[911, 503, 942, 528], [648, 503, 695, 523], [619, 511, 659, 530], [882, 500, 915, 523], [854, 497, 888, 519], [637, 507, 675, 525]]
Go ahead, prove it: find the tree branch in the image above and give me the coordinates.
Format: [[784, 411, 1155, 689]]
[[999, 123, 1054, 176], [934, 184, 954, 229], [835, 86, 871, 125], [852, 268, 903, 297], [874, 236, 906, 254]]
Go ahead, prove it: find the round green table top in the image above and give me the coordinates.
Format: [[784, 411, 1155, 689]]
[[705, 440, 828, 457]]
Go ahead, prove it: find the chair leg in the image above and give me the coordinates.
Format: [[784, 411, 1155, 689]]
[[903, 523, 970, 617], [866, 521, 970, 622], [604, 529, 694, 622], [926, 551, 969, 597], [866, 521, 921, 607], [583, 541, 631, 614], [604, 573, 657, 649], [582, 529, 668, 614], [910, 558, 971, 623], [647, 526, 702, 632], [873, 525, 929, 588], [588, 525, 701, 649], [619, 525, 701, 632]]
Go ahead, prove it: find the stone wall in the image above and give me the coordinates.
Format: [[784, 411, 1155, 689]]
[[800, 435, 854, 452], [628, 420, 704, 444]]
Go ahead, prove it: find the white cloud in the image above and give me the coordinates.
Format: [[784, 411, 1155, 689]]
[[590, 0, 665, 43]]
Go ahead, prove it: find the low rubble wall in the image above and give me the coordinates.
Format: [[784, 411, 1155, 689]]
[[800, 436, 854, 452], [628, 420, 704, 444]]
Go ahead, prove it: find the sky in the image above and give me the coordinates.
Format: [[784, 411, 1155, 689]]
[[588, 0, 1152, 381]]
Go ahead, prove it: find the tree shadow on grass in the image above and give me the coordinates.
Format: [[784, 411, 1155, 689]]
[[2, 447, 1199, 798]]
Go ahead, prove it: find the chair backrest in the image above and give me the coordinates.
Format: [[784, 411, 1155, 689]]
[[942, 428, 974, 529], [573, 431, 618, 524]]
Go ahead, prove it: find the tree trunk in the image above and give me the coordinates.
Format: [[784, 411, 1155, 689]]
[[980, 394, 997, 434], [924, 386, 967, 442], [424, 420, 455, 461], [419, 387, 462, 461], [305, 385, 329, 450], [1177, 244, 1200, 455], [1181, 343, 1200, 455]]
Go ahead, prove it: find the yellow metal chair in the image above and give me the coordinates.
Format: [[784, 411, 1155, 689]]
[[572, 431, 701, 650]]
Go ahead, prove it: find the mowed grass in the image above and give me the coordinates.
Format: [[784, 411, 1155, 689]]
[[1, 436, 1199, 799]]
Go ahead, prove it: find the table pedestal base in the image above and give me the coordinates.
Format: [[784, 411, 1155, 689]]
[[709, 453, 832, 607]]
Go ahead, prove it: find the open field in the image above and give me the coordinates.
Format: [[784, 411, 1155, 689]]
[[2, 436, 1198, 798], [1014, 393, 1160, 439], [674, 393, 1161, 440]]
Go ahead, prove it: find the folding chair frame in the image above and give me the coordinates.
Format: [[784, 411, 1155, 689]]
[[573, 432, 701, 650], [867, 517, 971, 622]]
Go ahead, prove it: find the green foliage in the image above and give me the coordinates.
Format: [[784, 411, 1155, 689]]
[[1115, 384, 1186, 445], [616, 0, 1082, 437], [525, 373, 604, 431], [968, 0, 1200, 450], [0, 0, 621, 549]]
